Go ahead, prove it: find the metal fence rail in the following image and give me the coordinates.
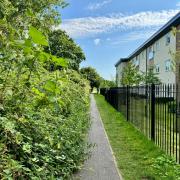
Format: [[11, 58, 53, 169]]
[[100, 84, 180, 163]]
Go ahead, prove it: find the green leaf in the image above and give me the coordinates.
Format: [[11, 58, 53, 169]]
[[11, 39, 33, 54], [23, 47, 32, 54], [24, 39, 33, 47], [0, 117, 16, 133], [11, 40, 25, 48], [15, 132, 23, 144], [57, 143, 61, 149], [31, 157, 39, 162], [37, 167, 44, 172], [51, 55, 68, 67], [48, 137, 53, 146], [48, 95, 56, 103], [22, 143, 31, 153], [32, 87, 45, 97], [29, 26, 48, 46], [38, 52, 51, 62], [44, 80, 56, 92], [26, 9, 34, 17], [3, 169, 11, 175]]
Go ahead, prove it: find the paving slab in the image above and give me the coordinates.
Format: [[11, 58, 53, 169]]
[[74, 94, 122, 180]]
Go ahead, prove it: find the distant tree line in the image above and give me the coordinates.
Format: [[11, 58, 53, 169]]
[[80, 67, 116, 92]]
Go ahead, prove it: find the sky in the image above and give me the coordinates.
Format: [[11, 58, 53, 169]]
[[58, 0, 180, 80]]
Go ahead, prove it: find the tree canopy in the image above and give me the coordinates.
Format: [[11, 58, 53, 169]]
[[144, 68, 161, 84], [80, 66, 116, 91], [121, 62, 143, 86], [100, 78, 116, 88], [47, 29, 86, 70], [80, 67, 101, 91]]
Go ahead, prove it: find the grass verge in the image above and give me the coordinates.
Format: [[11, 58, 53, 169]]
[[94, 94, 180, 180]]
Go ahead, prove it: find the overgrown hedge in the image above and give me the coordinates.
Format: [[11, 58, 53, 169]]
[[0, 1, 91, 179], [0, 69, 90, 179]]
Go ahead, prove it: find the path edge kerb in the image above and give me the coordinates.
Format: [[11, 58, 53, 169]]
[[93, 94, 123, 180]]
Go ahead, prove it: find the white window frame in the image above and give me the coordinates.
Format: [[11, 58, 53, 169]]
[[166, 33, 170, 45], [165, 60, 171, 72], [134, 56, 140, 66], [156, 41, 159, 51], [148, 46, 154, 60], [155, 64, 160, 73]]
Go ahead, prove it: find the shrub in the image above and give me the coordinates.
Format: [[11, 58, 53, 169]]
[[0, 1, 90, 178], [0, 69, 90, 179]]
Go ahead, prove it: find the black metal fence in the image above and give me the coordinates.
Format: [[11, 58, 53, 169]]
[[100, 84, 180, 163]]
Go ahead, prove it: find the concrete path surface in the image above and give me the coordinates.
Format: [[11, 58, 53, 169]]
[[74, 94, 122, 180]]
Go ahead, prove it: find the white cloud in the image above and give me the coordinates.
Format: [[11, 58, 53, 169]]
[[59, 10, 179, 38], [111, 30, 156, 45], [94, 38, 101, 45], [87, 0, 112, 11]]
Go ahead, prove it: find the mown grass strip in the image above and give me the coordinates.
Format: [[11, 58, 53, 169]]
[[94, 94, 180, 180]]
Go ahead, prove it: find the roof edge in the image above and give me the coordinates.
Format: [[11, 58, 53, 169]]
[[115, 58, 129, 67], [115, 11, 180, 67]]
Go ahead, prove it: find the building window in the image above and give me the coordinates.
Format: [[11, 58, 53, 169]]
[[148, 46, 154, 60], [166, 33, 170, 45], [156, 41, 159, 51], [135, 56, 139, 66], [165, 60, 171, 72], [155, 64, 160, 73], [132, 57, 139, 67]]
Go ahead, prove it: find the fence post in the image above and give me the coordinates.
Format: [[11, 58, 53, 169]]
[[126, 85, 129, 121], [151, 84, 155, 141]]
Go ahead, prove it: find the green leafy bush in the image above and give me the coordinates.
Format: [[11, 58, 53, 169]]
[[0, 68, 90, 179], [0, 0, 90, 179]]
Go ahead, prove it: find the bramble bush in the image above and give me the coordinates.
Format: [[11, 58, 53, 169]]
[[0, 0, 90, 179]]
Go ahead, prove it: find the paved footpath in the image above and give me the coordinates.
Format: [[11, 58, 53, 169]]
[[74, 94, 122, 180]]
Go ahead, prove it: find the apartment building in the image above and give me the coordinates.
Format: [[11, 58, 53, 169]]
[[115, 12, 180, 87]]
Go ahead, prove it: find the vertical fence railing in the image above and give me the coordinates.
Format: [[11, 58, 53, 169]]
[[151, 84, 155, 141], [100, 84, 180, 163]]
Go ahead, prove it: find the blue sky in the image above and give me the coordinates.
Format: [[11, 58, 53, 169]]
[[59, 0, 180, 80]]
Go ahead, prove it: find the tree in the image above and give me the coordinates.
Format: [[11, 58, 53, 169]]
[[47, 30, 86, 70], [121, 62, 143, 86], [80, 67, 101, 92], [0, 0, 67, 33], [100, 78, 116, 88], [143, 68, 161, 84]]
